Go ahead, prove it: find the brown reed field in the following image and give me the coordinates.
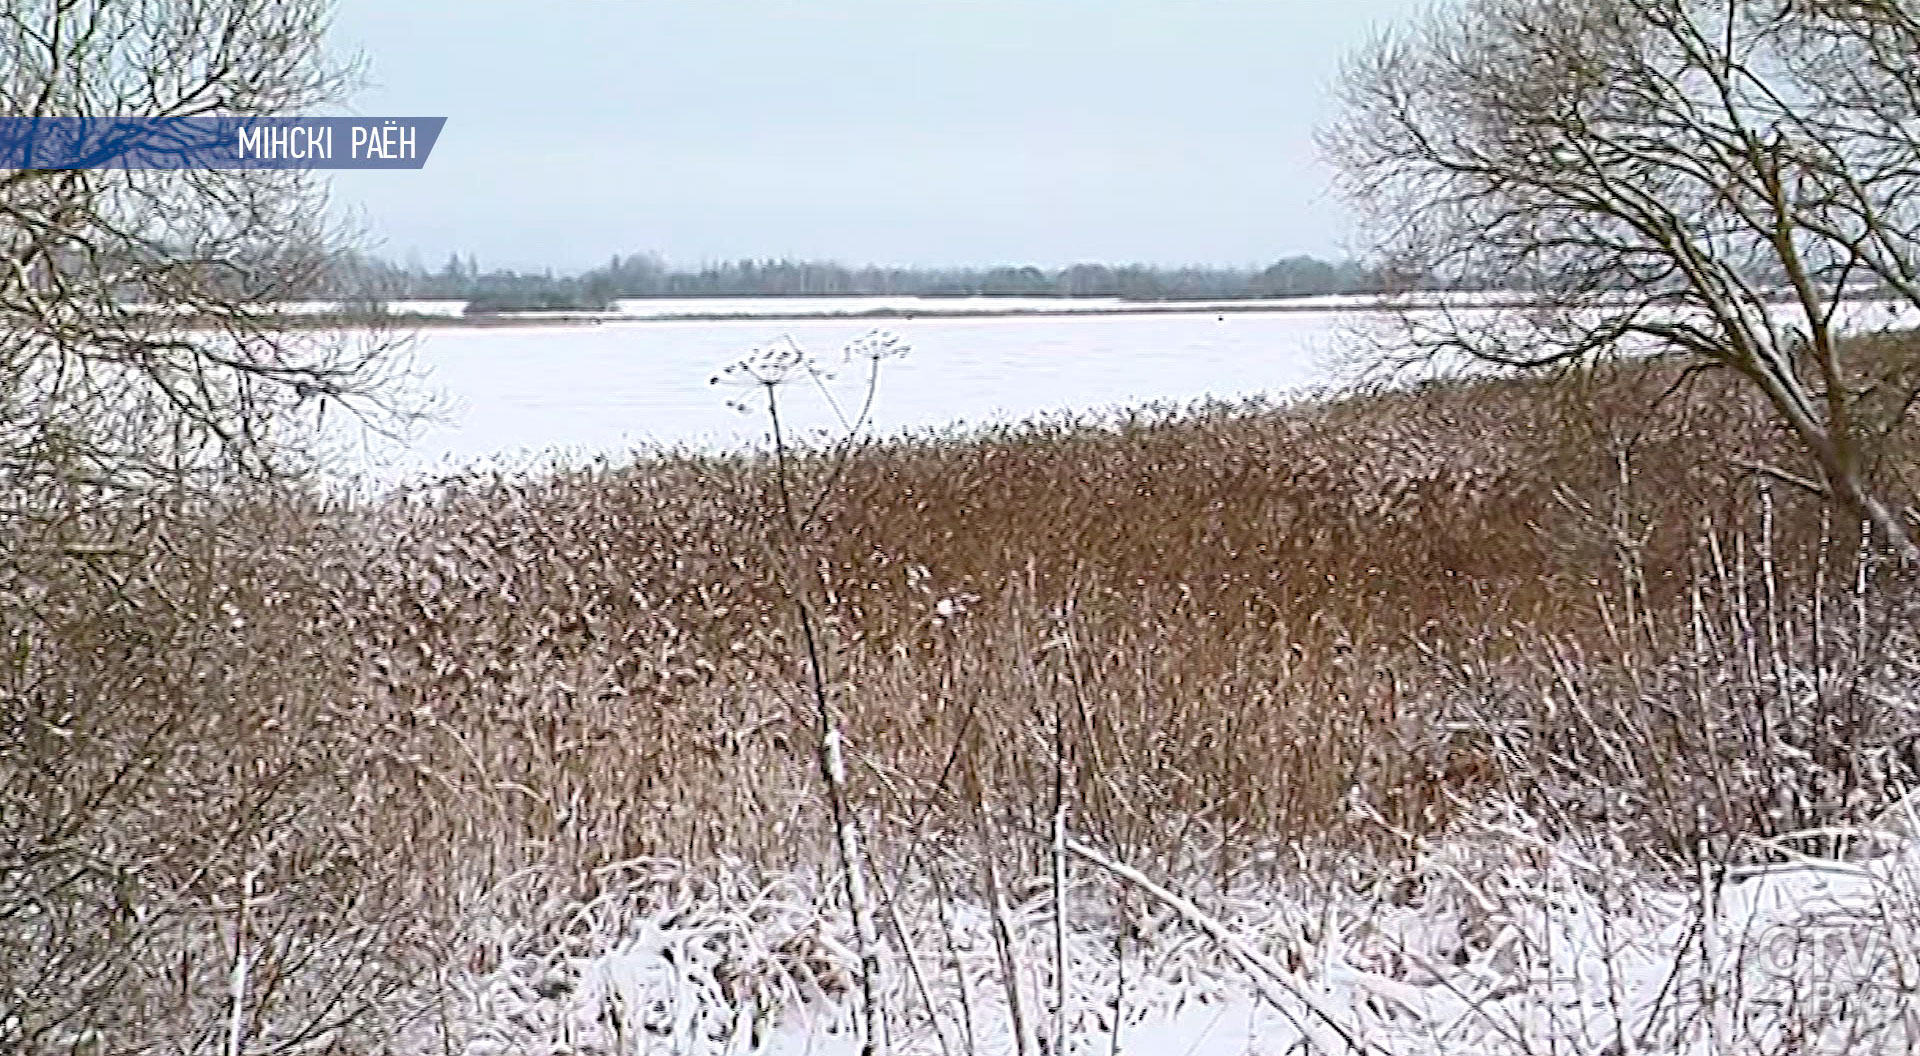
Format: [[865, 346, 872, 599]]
[[8, 344, 1920, 1051]]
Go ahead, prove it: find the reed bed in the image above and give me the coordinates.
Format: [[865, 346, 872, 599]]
[[6, 348, 1917, 1054]]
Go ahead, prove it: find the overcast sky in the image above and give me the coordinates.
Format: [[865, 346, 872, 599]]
[[326, 0, 1432, 273]]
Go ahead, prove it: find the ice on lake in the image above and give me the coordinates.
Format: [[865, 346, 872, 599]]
[[334, 296, 1920, 485], [350, 308, 1373, 483]]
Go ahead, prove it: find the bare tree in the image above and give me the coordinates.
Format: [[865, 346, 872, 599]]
[[0, 0, 411, 534], [0, 4, 428, 1053], [1325, 0, 1920, 556]]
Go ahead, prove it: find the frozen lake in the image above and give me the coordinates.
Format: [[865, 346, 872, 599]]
[[355, 308, 1369, 481], [340, 296, 1920, 484]]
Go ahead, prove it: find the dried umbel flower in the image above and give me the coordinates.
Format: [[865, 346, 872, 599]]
[[842, 329, 910, 364], [710, 331, 910, 416], [710, 335, 826, 389]]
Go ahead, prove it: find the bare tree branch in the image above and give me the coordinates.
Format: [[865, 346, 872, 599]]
[[0, 0, 417, 537], [1326, 0, 1920, 556]]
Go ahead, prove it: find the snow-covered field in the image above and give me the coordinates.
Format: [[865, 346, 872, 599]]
[[612, 295, 1146, 317], [602, 295, 1410, 319], [356, 309, 1370, 481], [130, 298, 472, 317]]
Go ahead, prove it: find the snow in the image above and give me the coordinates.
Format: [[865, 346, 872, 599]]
[[452, 804, 1920, 1056], [341, 297, 1920, 486], [281, 299, 470, 317], [613, 296, 1142, 318], [124, 299, 471, 317], [352, 310, 1356, 482]]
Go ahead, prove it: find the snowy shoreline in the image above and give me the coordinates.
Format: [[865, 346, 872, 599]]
[[459, 803, 1920, 1056]]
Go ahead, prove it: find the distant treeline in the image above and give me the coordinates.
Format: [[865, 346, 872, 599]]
[[332, 252, 1390, 312]]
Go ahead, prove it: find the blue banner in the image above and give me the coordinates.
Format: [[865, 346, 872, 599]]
[[0, 117, 446, 169]]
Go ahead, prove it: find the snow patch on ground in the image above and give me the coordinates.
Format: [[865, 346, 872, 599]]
[[455, 803, 1920, 1055]]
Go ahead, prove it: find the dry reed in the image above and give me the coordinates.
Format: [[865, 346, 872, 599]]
[[7, 342, 1917, 1052]]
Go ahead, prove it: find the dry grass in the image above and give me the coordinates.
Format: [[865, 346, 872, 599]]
[[6, 344, 1919, 1052], [323, 356, 1828, 866]]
